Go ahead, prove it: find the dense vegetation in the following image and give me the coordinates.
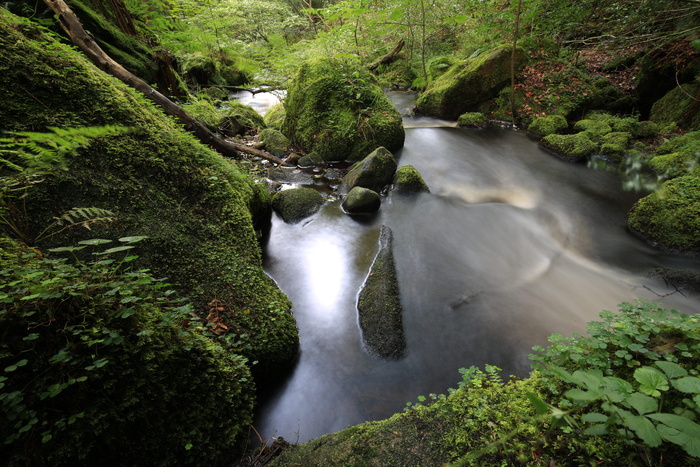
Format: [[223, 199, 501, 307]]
[[1, 0, 699, 464]]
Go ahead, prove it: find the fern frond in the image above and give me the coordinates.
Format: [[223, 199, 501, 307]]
[[35, 207, 117, 244]]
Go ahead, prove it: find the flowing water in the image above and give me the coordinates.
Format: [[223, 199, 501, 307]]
[[252, 93, 700, 444]]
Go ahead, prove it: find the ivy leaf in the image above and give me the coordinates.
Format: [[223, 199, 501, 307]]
[[634, 367, 669, 397]]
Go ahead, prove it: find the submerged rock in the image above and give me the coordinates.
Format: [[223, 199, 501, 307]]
[[340, 147, 398, 194], [342, 186, 381, 214], [357, 226, 406, 359], [272, 188, 324, 223]]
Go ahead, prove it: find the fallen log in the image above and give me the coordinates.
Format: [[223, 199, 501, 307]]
[[43, 0, 290, 167], [367, 39, 405, 71]]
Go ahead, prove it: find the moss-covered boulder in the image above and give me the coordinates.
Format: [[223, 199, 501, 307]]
[[341, 186, 381, 214], [281, 57, 405, 163], [539, 132, 599, 162], [648, 131, 700, 178], [0, 11, 297, 382], [573, 119, 613, 141], [218, 101, 266, 137], [272, 188, 324, 223], [264, 103, 286, 129], [415, 44, 528, 120], [0, 246, 255, 466], [340, 147, 398, 194], [260, 128, 291, 157], [393, 165, 430, 193], [527, 114, 568, 138], [457, 112, 488, 128], [650, 80, 700, 131], [357, 226, 405, 359], [628, 176, 700, 253]]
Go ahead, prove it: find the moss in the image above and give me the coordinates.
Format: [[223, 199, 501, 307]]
[[602, 131, 632, 148], [628, 176, 700, 253], [637, 120, 660, 138], [357, 226, 405, 359], [540, 132, 599, 162], [648, 131, 700, 179], [272, 371, 634, 466], [416, 44, 528, 120], [0, 253, 255, 465], [218, 101, 266, 137], [340, 147, 398, 193], [260, 128, 290, 156], [457, 112, 488, 128], [263, 103, 286, 129], [573, 119, 612, 140], [527, 114, 568, 138], [393, 165, 430, 193], [650, 80, 700, 131], [427, 55, 459, 80], [341, 186, 381, 214], [0, 11, 298, 381], [281, 57, 404, 162], [600, 143, 626, 160], [271, 188, 324, 223]]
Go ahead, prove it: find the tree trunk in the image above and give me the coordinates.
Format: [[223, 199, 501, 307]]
[[367, 39, 406, 71], [42, 0, 290, 167]]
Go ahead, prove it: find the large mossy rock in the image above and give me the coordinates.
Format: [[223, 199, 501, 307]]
[[340, 147, 398, 193], [0, 8, 297, 398], [539, 132, 599, 162], [272, 187, 325, 223], [0, 243, 255, 466], [393, 165, 430, 193], [281, 57, 405, 163], [527, 114, 568, 138], [341, 186, 381, 214], [628, 176, 700, 254], [415, 44, 528, 120], [650, 80, 700, 131], [357, 226, 405, 359]]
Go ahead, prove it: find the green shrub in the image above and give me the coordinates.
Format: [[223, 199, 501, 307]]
[[0, 241, 255, 466]]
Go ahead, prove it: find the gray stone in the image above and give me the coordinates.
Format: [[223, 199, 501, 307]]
[[342, 186, 381, 214], [271, 187, 324, 223], [340, 147, 397, 194]]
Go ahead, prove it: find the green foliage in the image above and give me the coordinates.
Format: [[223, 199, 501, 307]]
[[527, 114, 568, 138], [0, 239, 255, 465], [540, 132, 598, 162]]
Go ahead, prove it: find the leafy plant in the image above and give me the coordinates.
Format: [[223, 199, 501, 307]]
[[551, 361, 700, 458]]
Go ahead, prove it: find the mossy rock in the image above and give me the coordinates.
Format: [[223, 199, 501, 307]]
[[539, 132, 599, 162], [457, 112, 488, 128], [264, 103, 286, 130], [393, 165, 430, 193], [0, 248, 255, 465], [602, 131, 632, 147], [415, 44, 528, 120], [340, 147, 398, 194], [0, 11, 298, 384], [341, 186, 381, 214], [636, 120, 660, 138], [272, 188, 324, 223], [203, 86, 230, 101], [628, 176, 700, 253], [357, 226, 405, 359], [527, 114, 568, 138], [281, 57, 405, 162], [218, 101, 266, 137], [218, 65, 249, 87], [650, 80, 700, 131], [180, 53, 218, 86], [648, 152, 700, 178], [600, 143, 626, 160], [260, 128, 290, 157], [573, 119, 612, 140], [427, 55, 459, 80]]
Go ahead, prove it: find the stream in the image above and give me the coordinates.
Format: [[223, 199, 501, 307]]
[[237, 91, 700, 444]]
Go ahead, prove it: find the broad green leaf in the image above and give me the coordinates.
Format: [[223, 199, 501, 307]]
[[78, 238, 112, 245], [656, 424, 700, 457], [526, 392, 549, 415], [626, 392, 658, 415], [625, 414, 662, 447], [565, 388, 600, 401], [602, 376, 633, 402], [634, 367, 669, 397], [672, 376, 700, 394], [95, 245, 135, 255], [655, 361, 687, 379], [581, 412, 608, 423], [584, 424, 609, 435], [118, 235, 148, 243], [648, 413, 700, 438], [48, 246, 86, 253]]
